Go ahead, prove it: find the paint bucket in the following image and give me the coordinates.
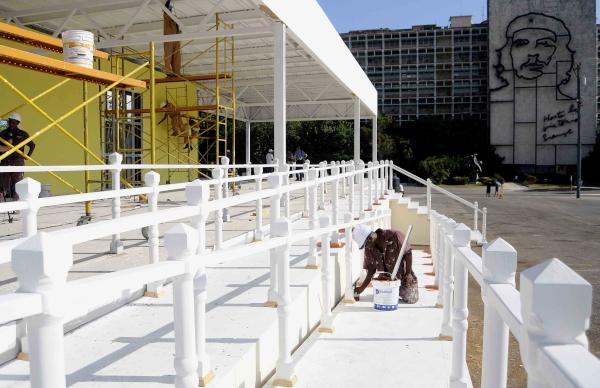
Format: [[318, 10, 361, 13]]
[[372, 273, 400, 311], [62, 30, 94, 68], [40, 184, 51, 198]]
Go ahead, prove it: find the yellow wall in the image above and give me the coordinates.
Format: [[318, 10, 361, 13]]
[[0, 41, 199, 195]]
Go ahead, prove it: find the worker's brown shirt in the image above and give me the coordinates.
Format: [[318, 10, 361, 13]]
[[363, 229, 411, 275], [0, 128, 32, 165]]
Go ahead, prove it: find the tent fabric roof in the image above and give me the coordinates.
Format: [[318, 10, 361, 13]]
[[0, 0, 377, 122]]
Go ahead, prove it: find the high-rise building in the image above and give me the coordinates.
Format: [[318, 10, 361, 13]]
[[340, 16, 488, 124]]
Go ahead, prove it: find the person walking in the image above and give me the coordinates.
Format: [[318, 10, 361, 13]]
[[486, 181, 492, 197], [0, 113, 35, 200], [494, 179, 500, 197], [265, 149, 274, 173], [352, 224, 419, 304], [293, 146, 307, 181]]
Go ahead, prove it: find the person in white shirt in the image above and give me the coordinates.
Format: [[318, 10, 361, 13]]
[[265, 149, 274, 172]]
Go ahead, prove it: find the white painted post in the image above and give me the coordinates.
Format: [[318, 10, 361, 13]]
[[245, 121, 251, 177], [318, 161, 326, 210], [381, 160, 387, 195], [303, 160, 310, 216], [211, 168, 224, 250], [15, 178, 41, 238], [373, 161, 380, 205], [379, 160, 385, 199], [330, 163, 340, 245], [283, 164, 291, 219], [220, 157, 231, 222], [13, 233, 72, 388], [318, 215, 334, 333], [429, 210, 437, 281], [473, 201, 479, 232], [340, 161, 347, 198], [481, 238, 517, 388], [186, 180, 210, 254], [482, 207, 488, 244], [450, 224, 472, 388], [272, 219, 297, 386], [367, 161, 373, 210], [144, 171, 163, 297], [354, 97, 360, 162], [343, 212, 355, 304], [435, 215, 447, 307], [273, 21, 286, 168], [520, 259, 592, 387], [357, 160, 365, 216], [185, 181, 214, 386], [109, 152, 124, 254], [440, 218, 456, 338], [165, 224, 200, 388], [372, 115, 378, 162], [347, 164, 355, 216], [306, 169, 319, 269], [254, 167, 264, 241], [388, 160, 394, 192], [426, 178, 432, 216], [267, 174, 283, 307]]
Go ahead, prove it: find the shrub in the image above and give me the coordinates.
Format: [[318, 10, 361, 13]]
[[418, 155, 459, 184], [522, 174, 537, 185], [449, 176, 470, 185]]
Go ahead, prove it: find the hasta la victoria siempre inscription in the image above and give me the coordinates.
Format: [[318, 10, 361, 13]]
[[491, 12, 578, 144]]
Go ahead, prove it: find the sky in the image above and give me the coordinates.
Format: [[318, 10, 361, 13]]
[[316, 0, 600, 32]]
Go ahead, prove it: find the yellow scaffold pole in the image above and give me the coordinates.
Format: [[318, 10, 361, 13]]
[[150, 41, 156, 164], [0, 61, 148, 163]]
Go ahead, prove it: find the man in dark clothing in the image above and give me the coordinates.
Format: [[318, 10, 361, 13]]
[[0, 113, 35, 200], [352, 225, 418, 304]]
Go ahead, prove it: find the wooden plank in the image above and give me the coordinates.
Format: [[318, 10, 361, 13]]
[[0, 44, 146, 89], [142, 73, 232, 84], [0, 21, 109, 60], [107, 105, 222, 114]]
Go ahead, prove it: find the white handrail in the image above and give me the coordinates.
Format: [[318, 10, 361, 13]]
[[430, 212, 598, 388]]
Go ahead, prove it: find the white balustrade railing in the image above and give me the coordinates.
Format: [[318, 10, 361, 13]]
[[392, 164, 488, 243], [0, 157, 390, 387], [430, 209, 600, 388]]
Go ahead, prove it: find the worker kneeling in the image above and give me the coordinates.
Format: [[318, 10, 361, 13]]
[[352, 224, 419, 304]]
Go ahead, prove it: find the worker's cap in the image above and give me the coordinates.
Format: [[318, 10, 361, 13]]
[[353, 224, 373, 249], [268, 149, 273, 152], [159, 101, 168, 108], [8, 112, 21, 123]]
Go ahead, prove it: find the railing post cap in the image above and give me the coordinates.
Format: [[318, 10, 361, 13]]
[[520, 258, 592, 341], [304, 159, 310, 165], [357, 160, 365, 167], [271, 218, 291, 238], [374, 160, 379, 166], [144, 171, 160, 187], [108, 152, 123, 164], [219, 156, 230, 165], [483, 238, 517, 283], [367, 161, 373, 167], [12, 232, 72, 294], [15, 177, 41, 199], [347, 164, 355, 171], [453, 223, 471, 246], [253, 166, 263, 175], [268, 173, 283, 187], [165, 223, 199, 260], [319, 214, 331, 227], [211, 168, 224, 179], [186, 179, 210, 205]]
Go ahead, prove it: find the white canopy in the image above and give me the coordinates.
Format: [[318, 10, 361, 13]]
[[0, 0, 377, 122]]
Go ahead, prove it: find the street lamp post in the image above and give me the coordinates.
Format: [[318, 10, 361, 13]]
[[575, 64, 583, 199]]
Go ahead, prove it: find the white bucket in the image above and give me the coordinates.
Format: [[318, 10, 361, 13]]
[[373, 276, 400, 311], [62, 30, 95, 69]]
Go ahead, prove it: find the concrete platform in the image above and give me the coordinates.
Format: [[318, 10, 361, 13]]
[[268, 250, 452, 388]]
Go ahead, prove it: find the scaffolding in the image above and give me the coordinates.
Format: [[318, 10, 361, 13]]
[[0, 16, 236, 212], [102, 14, 236, 184]]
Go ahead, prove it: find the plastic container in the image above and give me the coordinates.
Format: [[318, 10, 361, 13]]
[[372, 273, 400, 311], [62, 30, 94, 68]]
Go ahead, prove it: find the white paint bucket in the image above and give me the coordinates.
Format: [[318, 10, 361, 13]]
[[62, 30, 94, 68], [372, 276, 400, 311]]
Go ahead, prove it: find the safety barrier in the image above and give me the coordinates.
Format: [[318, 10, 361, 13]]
[[430, 210, 600, 388], [0, 158, 394, 388]]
